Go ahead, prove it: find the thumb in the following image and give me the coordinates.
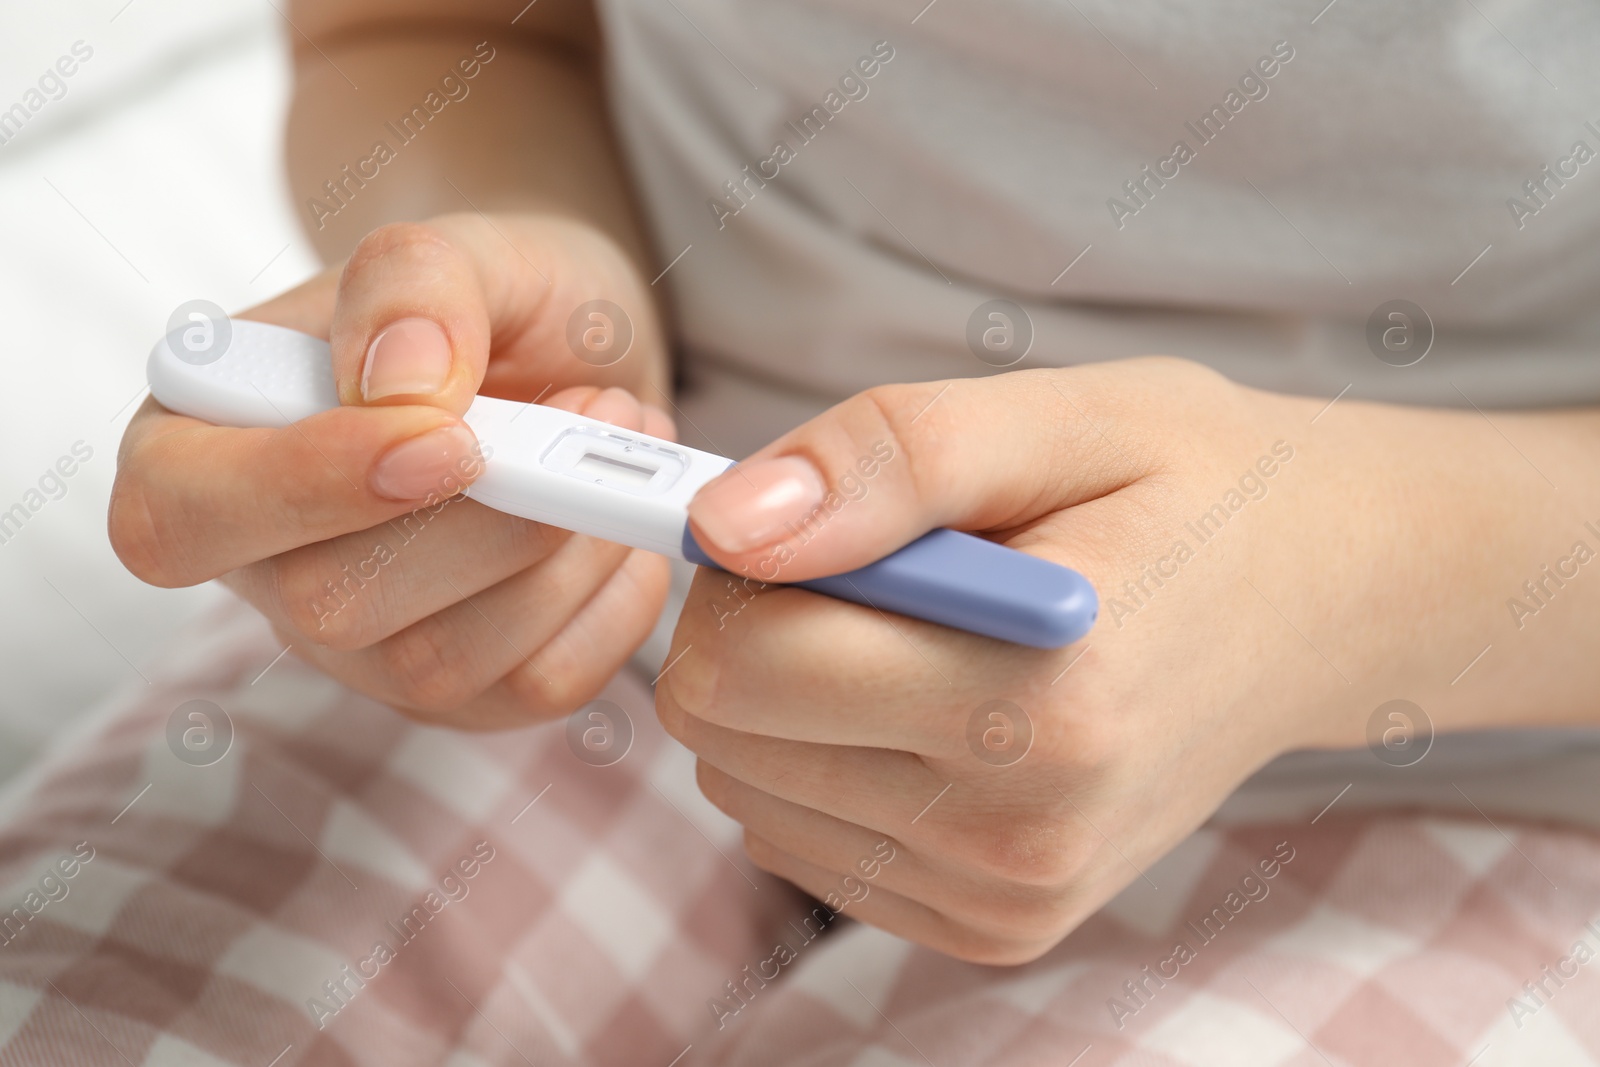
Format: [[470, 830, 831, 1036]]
[[321, 220, 500, 414], [309, 215, 658, 416], [685, 372, 1129, 582]]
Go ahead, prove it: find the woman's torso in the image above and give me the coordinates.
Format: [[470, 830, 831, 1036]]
[[598, 0, 1600, 458]]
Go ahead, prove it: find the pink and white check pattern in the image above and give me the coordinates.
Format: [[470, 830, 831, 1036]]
[[0, 598, 1596, 1067]]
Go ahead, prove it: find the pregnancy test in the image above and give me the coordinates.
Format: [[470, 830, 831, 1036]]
[[146, 320, 1097, 648]]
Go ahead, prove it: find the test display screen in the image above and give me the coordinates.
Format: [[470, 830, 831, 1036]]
[[540, 426, 686, 495], [573, 450, 659, 487]]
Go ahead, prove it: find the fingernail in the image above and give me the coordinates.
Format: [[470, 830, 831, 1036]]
[[370, 424, 479, 501], [361, 317, 453, 401], [689, 455, 825, 553]]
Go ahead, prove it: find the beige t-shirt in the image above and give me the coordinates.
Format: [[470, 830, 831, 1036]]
[[598, 0, 1600, 821]]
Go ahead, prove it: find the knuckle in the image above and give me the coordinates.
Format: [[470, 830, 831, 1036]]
[[949, 811, 1083, 888], [273, 555, 369, 650], [959, 886, 1076, 946], [269, 475, 331, 537], [674, 573, 753, 663], [1132, 356, 1237, 411], [529, 646, 598, 716], [741, 830, 787, 874], [945, 930, 1059, 967], [654, 686, 698, 746], [252, 433, 354, 537], [674, 572, 717, 638], [910, 907, 1067, 966], [496, 660, 551, 717], [853, 384, 944, 500], [1047, 722, 1111, 777], [107, 471, 187, 587], [504, 514, 560, 561], [500, 654, 590, 720], [502, 659, 572, 716], [375, 622, 479, 713], [694, 761, 736, 813], [909, 914, 1009, 965], [1148, 353, 1223, 384], [383, 703, 461, 731], [1044, 718, 1121, 788], [342, 221, 460, 282]]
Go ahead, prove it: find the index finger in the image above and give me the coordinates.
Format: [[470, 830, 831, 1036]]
[[324, 213, 665, 416], [112, 397, 481, 588], [660, 567, 1037, 755]]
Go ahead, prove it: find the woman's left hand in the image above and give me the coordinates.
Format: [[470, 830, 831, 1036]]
[[655, 357, 1589, 963]]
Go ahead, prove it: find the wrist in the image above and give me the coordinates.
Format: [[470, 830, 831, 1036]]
[[1282, 397, 1600, 745]]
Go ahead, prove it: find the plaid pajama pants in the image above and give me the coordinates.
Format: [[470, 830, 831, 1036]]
[[0, 599, 1596, 1066]]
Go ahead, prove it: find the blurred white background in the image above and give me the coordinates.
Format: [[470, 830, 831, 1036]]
[[0, 2, 319, 783]]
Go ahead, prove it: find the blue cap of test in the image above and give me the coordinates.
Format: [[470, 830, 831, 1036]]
[[682, 526, 1098, 649]]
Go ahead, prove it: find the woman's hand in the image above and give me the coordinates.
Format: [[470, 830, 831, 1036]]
[[656, 357, 1600, 962], [111, 213, 674, 729]]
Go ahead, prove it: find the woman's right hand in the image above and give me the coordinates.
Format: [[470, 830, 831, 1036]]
[[110, 213, 675, 729]]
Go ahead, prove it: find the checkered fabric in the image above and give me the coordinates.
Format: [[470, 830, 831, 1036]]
[[0, 598, 1596, 1066]]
